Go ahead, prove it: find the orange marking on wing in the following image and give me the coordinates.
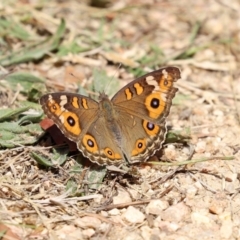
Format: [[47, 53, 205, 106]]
[[104, 147, 121, 160], [61, 112, 81, 135], [159, 72, 173, 92], [82, 134, 98, 153], [82, 98, 89, 109], [132, 138, 146, 156], [125, 88, 132, 100], [134, 83, 143, 95], [48, 100, 62, 116], [72, 97, 80, 108], [143, 120, 160, 136], [145, 93, 165, 119]]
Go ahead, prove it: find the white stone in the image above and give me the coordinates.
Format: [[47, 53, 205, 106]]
[[113, 189, 132, 204], [195, 140, 206, 153], [145, 200, 169, 215], [220, 219, 233, 239], [108, 208, 120, 216], [191, 211, 210, 225], [99, 222, 110, 233], [140, 226, 152, 240], [158, 220, 179, 232], [74, 216, 101, 229], [161, 202, 190, 223], [100, 211, 108, 217], [141, 181, 151, 193], [219, 212, 233, 238], [140, 226, 161, 240], [82, 229, 95, 238], [186, 185, 198, 198], [123, 206, 145, 224], [56, 225, 83, 239], [124, 232, 143, 240], [92, 194, 103, 204]]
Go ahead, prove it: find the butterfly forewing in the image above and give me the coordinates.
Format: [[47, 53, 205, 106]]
[[111, 67, 180, 125], [40, 93, 99, 143]]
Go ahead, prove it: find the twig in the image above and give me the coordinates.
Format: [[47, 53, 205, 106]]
[[95, 185, 174, 212], [148, 156, 234, 166]]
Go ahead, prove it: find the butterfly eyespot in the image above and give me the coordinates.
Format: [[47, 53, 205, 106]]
[[132, 139, 147, 156], [61, 112, 81, 135], [67, 116, 75, 126], [150, 98, 160, 108], [82, 134, 98, 152], [48, 102, 62, 115], [143, 120, 160, 136], [52, 104, 57, 110], [87, 139, 94, 147], [137, 142, 143, 149], [164, 80, 168, 86], [103, 148, 121, 160], [147, 122, 155, 131], [145, 93, 165, 119]]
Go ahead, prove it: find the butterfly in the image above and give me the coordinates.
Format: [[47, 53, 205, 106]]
[[40, 67, 181, 165]]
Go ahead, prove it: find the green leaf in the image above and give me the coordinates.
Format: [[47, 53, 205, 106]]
[[51, 148, 69, 165], [90, 68, 119, 99], [0, 18, 31, 40], [74, 155, 107, 190], [165, 128, 191, 144], [0, 19, 66, 66], [19, 100, 43, 110], [77, 85, 88, 96], [86, 164, 107, 190], [138, 44, 165, 67], [31, 148, 69, 167], [128, 67, 147, 78], [4, 72, 46, 100], [0, 121, 42, 148], [0, 106, 30, 122], [57, 41, 90, 56], [17, 111, 43, 125], [69, 162, 85, 174], [0, 230, 7, 238], [31, 152, 54, 167], [66, 179, 78, 195]]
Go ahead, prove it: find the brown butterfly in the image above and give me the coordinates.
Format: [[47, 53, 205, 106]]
[[40, 67, 181, 165]]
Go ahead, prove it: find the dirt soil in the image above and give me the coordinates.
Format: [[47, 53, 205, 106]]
[[0, 0, 240, 239]]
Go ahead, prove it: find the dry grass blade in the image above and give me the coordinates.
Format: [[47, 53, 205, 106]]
[[148, 156, 234, 166]]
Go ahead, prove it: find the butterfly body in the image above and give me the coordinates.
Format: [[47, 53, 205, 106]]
[[40, 67, 181, 166]]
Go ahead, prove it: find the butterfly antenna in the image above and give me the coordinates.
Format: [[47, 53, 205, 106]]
[[104, 63, 122, 95]]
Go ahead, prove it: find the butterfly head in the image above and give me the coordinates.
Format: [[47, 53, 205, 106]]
[[98, 91, 110, 101]]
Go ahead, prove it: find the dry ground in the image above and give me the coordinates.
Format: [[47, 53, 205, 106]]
[[0, 0, 240, 239]]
